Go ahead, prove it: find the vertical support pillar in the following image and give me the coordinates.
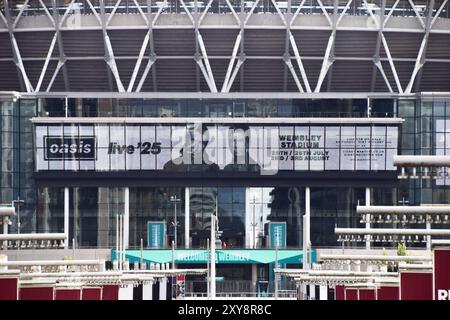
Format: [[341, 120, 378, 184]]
[[365, 187, 371, 249], [309, 284, 316, 300], [301, 187, 311, 300], [143, 281, 153, 300], [159, 278, 167, 300], [64, 187, 69, 249], [185, 187, 190, 248], [303, 187, 310, 269], [319, 285, 328, 300], [210, 213, 216, 299], [426, 216, 431, 250], [124, 187, 129, 249], [251, 264, 257, 295]]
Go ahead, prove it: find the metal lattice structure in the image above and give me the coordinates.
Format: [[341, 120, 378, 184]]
[[1, 0, 450, 93]]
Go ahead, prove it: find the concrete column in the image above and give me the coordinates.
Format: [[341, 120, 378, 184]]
[[143, 281, 153, 300], [309, 284, 316, 300], [210, 213, 216, 299], [97, 188, 111, 248], [124, 188, 129, 249], [159, 278, 167, 300], [245, 187, 252, 248], [365, 187, 371, 249], [251, 264, 257, 295], [64, 187, 69, 249], [303, 187, 310, 269], [0, 255, 7, 271], [426, 215, 431, 250], [185, 187, 190, 248], [73, 188, 80, 247], [319, 285, 328, 300]]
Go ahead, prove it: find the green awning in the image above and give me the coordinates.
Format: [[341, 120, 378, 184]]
[[112, 249, 316, 265]]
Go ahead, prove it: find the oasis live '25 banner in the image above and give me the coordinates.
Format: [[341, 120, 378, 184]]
[[34, 123, 399, 175]]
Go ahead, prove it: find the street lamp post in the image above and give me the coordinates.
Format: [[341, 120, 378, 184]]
[[170, 195, 181, 249]]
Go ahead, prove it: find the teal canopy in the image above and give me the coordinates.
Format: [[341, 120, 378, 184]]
[[112, 249, 316, 265]]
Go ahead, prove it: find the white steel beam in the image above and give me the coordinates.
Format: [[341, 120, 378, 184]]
[[135, 59, 154, 93], [431, 0, 449, 27], [244, 0, 262, 25], [197, 32, 218, 92], [35, 33, 58, 92], [290, 0, 307, 27], [408, 0, 425, 29], [314, 1, 351, 92], [106, 0, 123, 27], [59, 0, 76, 28], [374, 61, 394, 93], [285, 59, 304, 92], [221, 31, 242, 92], [270, 0, 288, 26], [225, 59, 243, 92], [316, 0, 333, 27], [224, 0, 241, 25], [315, 31, 334, 92], [289, 32, 311, 93], [12, 0, 30, 30], [383, 0, 401, 28], [132, 0, 150, 26], [86, 0, 102, 25], [381, 33, 403, 93], [199, 0, 215, 25], [128, 31, 150, 92], [405, 0, 436, 93]]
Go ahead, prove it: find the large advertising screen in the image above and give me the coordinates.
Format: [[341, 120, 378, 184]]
[[34, 123, 399, 174]]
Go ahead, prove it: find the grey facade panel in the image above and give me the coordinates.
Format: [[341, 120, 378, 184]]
[[0, 33, 13, 58], [242, 59, 284, 92], [153, 29, 196, 57], [427, 33, 450, 59], [244, 29, 286, 57], [15, 31, 59, 58], [0, 61, 21, 91], [290, 30, 331, 58], [334, 31, 378, 58], [152, 59, 197, 92], [380, 32, 422, 59], [66, 60, 110, 91], [329, 61, 373, 92], [419, 62, 450, 91], [108, 29, 149, 57], [61, 30, 104, 57], [201, 29, 240, 56]]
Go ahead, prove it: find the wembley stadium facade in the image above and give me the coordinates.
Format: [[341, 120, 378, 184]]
[[1, 0, 450, 297]]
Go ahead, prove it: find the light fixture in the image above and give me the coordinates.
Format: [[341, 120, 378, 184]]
[[385, 214, 392, 223]]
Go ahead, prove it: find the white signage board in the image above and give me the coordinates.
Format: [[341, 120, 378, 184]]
[[34, 124, 398, 174]]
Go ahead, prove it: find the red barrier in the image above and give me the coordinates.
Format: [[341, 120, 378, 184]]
[[377, 286, 399, 300], [335, 285, 345, 300], [433, 248, 450, 300], [358, 289, 376, 300], [82, 287, 102, 300], [0, 277, 19, 300], [54, 288, 81, 300], [102, 285, 119, 300], [400, 271, 433, 300], [345, 288, 358, 300], [20, 286, 54, 300]]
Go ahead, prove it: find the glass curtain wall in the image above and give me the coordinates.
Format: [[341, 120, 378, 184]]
[[1, 98, 37, 233]]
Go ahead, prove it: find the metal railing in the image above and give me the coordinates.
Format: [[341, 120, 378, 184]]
[[2, 0, 448, 19]]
